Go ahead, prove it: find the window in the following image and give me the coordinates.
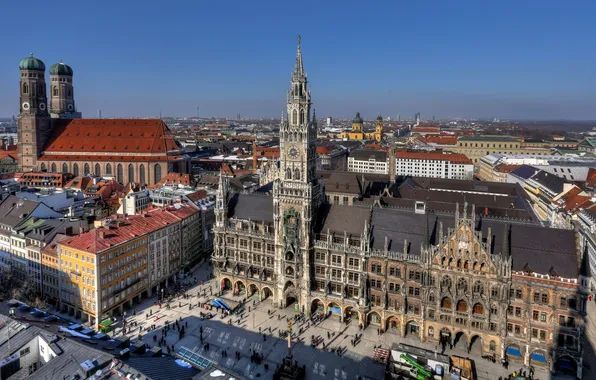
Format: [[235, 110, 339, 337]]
[[95, 163, 101, 176], [117, 164, 123, 183], [389, 266, 401, 277], [315, 252, 325, 262], [73, 163, 79, 176], [128, 163, 135, 183], [371, 262, 382, 274], [491, 286, 499, 298], [473, 281, 484, 295], [139, 164, 146, 184], [388, 283, 400, 293], [154, 164, 162, 183], [348, 258, 359, 268], [331, 255, 342, 265], [533, 310, 539, 321], [371, 279, 382, 289]]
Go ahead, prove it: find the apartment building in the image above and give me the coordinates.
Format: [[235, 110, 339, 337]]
[[56, 203, 200, 327], [347, 149, 389, 174], [395, 150, 473, 180]]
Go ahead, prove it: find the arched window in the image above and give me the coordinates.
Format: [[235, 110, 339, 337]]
[[23, 83, 28, 94], [457, 259, 462, 268], [84, 163, 90, 175], [473, 262, 479, 271], [53, 86, 58, 96], [441, 297, 452, 309], [473, 281, 484, 295], [117, 164, 123, 183], [106, 163, 112, 176], [40, 163, 47, 172], [464, 260, 470, 269], [154, 164, 162, 183], [51, 163, 56, 172], [286, 168, 292, 180], [38, 84, 44, 95], [128, 164, 134, 183], [429, 293, 435, 303], [489, 341, 497, 352], [292, 110, 298, 125], [95, 163, 101, 176], [73, 163, 79, 176], [456, 300, 468, 312], [62, 163, 68, 173], [294, 168, 300, 181], [300, 109, 305, 125], [139, 164, 146, 184], [480, 263, 486, 272], [473, 303, 484, 315], [441, 257, 447, 266], [285, 251, 294, 261]]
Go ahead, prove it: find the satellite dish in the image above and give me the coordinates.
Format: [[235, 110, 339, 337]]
[[95, 370, 102, 376]]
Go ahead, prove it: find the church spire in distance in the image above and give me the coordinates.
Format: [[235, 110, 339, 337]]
[[294, 35, 304, 76]]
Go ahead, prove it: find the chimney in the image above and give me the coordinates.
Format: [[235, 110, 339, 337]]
[[64, 226, 74, 236], [98, 230, 105, 239]]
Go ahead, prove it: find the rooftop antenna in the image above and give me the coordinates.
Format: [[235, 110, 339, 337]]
[[159, 109, 162, 119], [97, 109, 102, 119], [196, 105, 200, 118]]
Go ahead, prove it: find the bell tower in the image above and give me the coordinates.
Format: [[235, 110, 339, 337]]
[[17, 54, 52, 172], [49, 60, 81, 119], [274, 36, 322, 310]]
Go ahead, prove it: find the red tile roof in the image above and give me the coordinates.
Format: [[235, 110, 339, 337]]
[[41, 119, 183, 158], [586, 168, 596, 188], [495, 164, 522, 174], [157, 173, 192, 187], [60, 204, 198, 254], [423, 136, 457, 145], [186, 190, 208, 203], [395, 150, 472, 164]]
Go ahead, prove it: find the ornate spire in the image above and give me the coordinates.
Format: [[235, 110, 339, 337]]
[[294, 35, 304, 75], [312, 108, 317, 127], [502, 223, 510, 257]]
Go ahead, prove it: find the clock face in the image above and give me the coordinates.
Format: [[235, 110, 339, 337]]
[[39, 102, 46, 111], [287, 146, 299, 159], [22, 102, 30, 110]]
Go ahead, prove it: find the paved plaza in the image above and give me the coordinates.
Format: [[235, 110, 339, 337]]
[[51, 262, 573, 380]]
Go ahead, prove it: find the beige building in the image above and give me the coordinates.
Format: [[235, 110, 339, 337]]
[[452, 136, 551, 166]]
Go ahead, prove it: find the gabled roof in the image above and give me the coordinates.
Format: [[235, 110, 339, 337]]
[[509, 165, 540, 180], [42, 119, 182, 155], [530, 170, 566, 194]]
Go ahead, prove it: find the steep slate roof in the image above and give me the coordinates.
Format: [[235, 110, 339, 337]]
[[316, 203, 369, 235], [312, 203, 579, 278], [510, 164, 540, 180], [41, 119, 182, 158], [530, 170, 566, 194], [227, 193, 274, 223]]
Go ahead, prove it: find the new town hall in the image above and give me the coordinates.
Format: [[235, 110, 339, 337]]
[[212, 37, 587, 378]]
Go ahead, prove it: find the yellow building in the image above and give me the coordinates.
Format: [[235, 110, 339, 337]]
[[452, 136, 551, 166], [340, 113, 383, 142], [58, 222, 149, 329]]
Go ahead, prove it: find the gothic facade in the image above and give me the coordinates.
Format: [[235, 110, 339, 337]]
[[212, 37, 587, 379]]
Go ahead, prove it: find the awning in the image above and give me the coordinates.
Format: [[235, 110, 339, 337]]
[[531, 352, 547, 363], [506, 347, 522, 357], [99, 318, 113, 328], [557, 358, 575, 370]]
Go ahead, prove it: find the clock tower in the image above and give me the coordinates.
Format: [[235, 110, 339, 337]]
[[17, 54, 52, 172], [273, 36, 322, 310]]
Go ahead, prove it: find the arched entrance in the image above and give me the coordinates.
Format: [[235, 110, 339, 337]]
[[530, 350, 549, 367], [311, 299, 324, 315], [261, 286, 273, 300], [283, 281, 297, 308], [439, 328, 452, 346], [454, 332, 467, 350], [386, 316, 400, 333], [233, 280, 246, 296], [469, 335, 483, 355], [248, 284, 258, 297], [367, 311, 382, 326], [555, 355, 577, 376], [327, 302, 341, 317], [344, 306, 358, 323], [221, 278, 232, 291], [405, 321, 420, 339]]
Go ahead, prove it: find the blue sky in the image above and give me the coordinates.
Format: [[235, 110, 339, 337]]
[[1, 0, 595, 120]]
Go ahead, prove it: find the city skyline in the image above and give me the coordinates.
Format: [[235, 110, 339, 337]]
[[0, 1, 595, 120]]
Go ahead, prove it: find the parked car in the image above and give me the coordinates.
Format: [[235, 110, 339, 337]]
[[43, 315, 58, 322], [7, 300, 20, 307]]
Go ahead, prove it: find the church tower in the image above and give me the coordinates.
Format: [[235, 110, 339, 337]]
[[49, 60, 81, 119], [17, 55, 52, 172], [273, 36, 322, 310]]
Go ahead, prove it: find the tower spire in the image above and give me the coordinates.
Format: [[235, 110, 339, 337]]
[[294, 35, 304, 75]]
